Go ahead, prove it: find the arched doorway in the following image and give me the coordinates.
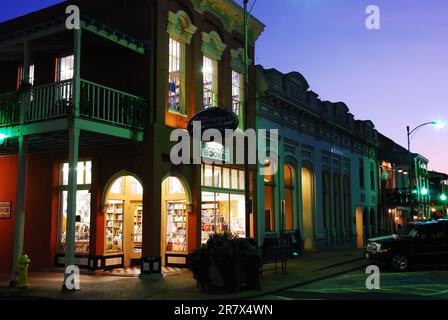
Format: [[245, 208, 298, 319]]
[[355, 207, 364, 248], [283, 164, 295, 232], [161, 176, 190, 267], [104, 174, 143, 267], [301, 167, 315, 251]]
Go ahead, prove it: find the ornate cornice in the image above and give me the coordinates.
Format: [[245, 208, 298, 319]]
[[201, 31, 227, 60], [167, 10, 198, 44], [191, 0, 265, 45]]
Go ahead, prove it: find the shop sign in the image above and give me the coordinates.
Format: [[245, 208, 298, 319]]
[[201, 142, 230, 162], [188, 107, 239, 136], [0, 201, 11, 219]]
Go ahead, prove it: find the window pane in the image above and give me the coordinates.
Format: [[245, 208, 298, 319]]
[[232, 71, 242, 116], [168, 38, 183, 113], [230, 194, 246, 238], [58, 190, 91, 253], [59, 55, 74, 81], [214, 166, 222, 188], [264, 185, 275, 232], [168, 177, 185, 194], [85, 161, 92, 185], [239, 170, 245, 190], [62, 163, 69, 185], [166, 201, 187, 252], [105, 200, 123, 253], [110, 177, 123, 194], [204, 165, 213, 187], [77, 161, 85, 185], [231, 169, 238, 189], [203, 56, 217, 108], [284, 164, 293, 185], [130, 176, 143, 195], [223, 168, 230, 189]]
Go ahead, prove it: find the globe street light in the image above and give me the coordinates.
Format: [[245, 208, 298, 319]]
[[407, 121, 444, 218]]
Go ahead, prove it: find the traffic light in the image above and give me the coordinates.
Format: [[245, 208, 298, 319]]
[[421, 187, 428, 196], [440, 193, 447, 201]]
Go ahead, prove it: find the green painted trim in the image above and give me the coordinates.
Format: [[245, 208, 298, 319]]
[[190, 0, 264, 45], [77, 118, 143, 142], [201, 31, 226, 61], [167, 10, 198, 45], [80, 21, 147, 55]]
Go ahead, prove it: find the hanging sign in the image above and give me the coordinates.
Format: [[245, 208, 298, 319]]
[[187, 107, 239, 137], [0, 201, 12, 219]]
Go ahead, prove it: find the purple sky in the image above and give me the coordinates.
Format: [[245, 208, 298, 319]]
[[1, 0, 447, 172]]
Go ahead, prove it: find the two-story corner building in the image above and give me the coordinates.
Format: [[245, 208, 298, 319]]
[[378, 133, 431, 233], [254, 66, 379, 252], [0, 0, 265, 282]]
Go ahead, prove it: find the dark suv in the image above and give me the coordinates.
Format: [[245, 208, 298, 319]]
[[365, 219, 448, 271]]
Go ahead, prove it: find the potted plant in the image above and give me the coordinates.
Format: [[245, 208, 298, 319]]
[[189, 232, 261, 293]]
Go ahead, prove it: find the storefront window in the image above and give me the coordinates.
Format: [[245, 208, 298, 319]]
[[58, 161, 92, 254], [264, 160, 276, 232], [105, 200, 124, 253], [284, 164, 294, 231], [166, 201, 187, 252], [201, 165, 246, 243]]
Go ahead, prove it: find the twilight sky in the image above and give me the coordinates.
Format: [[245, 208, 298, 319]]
[[1, 0, 447, 172]]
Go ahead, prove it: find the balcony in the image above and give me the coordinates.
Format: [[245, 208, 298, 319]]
[[0, 79, 147, 129], [382, 188, 429, 207]]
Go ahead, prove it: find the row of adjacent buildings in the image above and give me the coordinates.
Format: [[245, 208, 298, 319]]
[[0, 0, 445, 281]]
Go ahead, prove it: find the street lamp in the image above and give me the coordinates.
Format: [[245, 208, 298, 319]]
[[243, 0, 257, 238], [406, 120, 444, 219]]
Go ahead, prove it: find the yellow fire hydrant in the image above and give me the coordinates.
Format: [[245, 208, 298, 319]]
[[16, 254, 31, 288]]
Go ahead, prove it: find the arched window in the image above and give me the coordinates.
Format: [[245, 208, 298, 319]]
[[264, 160, 276, 232], [333, 173, 341, 238], [322, 171, 330, 229], [284, 164, 295, 231], [343, 175, 351, 240]]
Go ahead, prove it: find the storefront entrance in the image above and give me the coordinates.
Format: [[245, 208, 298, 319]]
[[161, 176, 189, 267], [105, 175, 143, 267]]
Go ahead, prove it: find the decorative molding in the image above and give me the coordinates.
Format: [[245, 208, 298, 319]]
[[191, 0, 265, 45], [167, 10, 197, 44], [201, 31, 227, 60], [230, 48, 249, 74]]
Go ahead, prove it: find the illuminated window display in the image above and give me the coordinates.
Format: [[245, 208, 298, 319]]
[[58, 160, 92, 254], [201, 164, 246, 243], [164, 177, 188, 253]]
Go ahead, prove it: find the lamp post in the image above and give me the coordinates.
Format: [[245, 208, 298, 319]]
[[406, 121, 444, 220], [243, 0, 256, 238]]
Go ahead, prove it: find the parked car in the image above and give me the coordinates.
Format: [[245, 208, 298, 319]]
[[365, 219, 448, 271]]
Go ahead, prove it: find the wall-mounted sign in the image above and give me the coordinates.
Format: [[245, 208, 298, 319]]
[[0, 201, 12, 219], [188, 107, 239, 137], [201, 142, 230, 162]]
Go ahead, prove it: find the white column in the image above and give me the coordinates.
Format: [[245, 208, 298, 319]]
[[62, 28, 81, 291]]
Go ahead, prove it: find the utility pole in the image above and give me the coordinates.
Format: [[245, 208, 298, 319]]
[[243, 0, 255, 239]]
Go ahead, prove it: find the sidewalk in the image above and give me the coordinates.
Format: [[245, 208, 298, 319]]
[[0, 248, 368, 300]]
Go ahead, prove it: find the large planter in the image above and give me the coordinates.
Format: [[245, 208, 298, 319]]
[[190, 233, 261, 293]]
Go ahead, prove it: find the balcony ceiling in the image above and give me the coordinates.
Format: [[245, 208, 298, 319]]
[[0, 130, 141, 155]]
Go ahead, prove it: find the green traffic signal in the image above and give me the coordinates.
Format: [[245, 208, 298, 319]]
[[441, 194, 447, 201], [421, 187, 428, 196]]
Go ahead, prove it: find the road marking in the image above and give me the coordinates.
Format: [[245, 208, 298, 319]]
[[423, 288, 448, 296]]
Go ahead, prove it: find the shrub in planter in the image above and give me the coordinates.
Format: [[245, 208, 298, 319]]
[[189, 232, 261, 293]]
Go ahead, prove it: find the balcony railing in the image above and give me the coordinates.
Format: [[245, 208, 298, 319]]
[[382, 188, 429, 207], [0, 79, 148, 129]]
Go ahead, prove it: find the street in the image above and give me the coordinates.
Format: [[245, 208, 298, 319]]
[[255, 267, 448, 300]]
